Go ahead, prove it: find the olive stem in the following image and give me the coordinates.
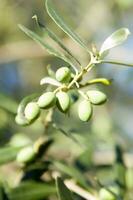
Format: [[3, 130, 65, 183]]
[[78, 90, 88, 100]]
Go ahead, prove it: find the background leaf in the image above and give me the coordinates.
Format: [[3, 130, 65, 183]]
[[8, 181, 56, 200], [45, 0, 91, 54], [56, 177, 74, 200], [0, 146, 21, 165], [0, 94, 18, 114], [100, 28, 130, 57]]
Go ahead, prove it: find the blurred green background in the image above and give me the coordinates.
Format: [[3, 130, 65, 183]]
[[0, 0, 133, 199]]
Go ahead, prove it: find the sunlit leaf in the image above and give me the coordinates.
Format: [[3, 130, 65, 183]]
[[100, 28, 130, 57], [40, 77, 62, 87], [56, 177, 74, 200], [81, 78, 112, 87], [8, 181, 56, 200], [45, 0, 90, 54], [19, 24, 77, 71]]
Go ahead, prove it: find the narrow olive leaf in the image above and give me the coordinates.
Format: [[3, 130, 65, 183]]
[[45, 27, 81, 66], [40, 77, 62, 87], [0, 94, 18, 114], [45, 0, 91, 54], [80, 78, 112, 87], [56, 177, 74, 200], [101, 60, 133, 68], [8, 181, 56, 200], [100, 28, 130, 57], [0, 146, 22, 165], [54, 161, 88, 189], [32, 15, 81, 66], [19, 24, 77, 72]]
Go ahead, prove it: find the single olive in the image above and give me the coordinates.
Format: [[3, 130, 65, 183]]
[[16, 146, 35, 164], [56, 91, 70, 112], [24, 102, 40, 121], [99, 188, 117, 200], [86, 90, 107, 105], [15, 114, 29, 126], [78, 100, 92, 122], [55, 67, 71, 83], [38, 92, 56, 109], [10, 133, 32, 148]]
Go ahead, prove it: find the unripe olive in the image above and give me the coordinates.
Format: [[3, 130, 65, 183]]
[[24, 102, 40, 121], [78, 100, 92, 122], [99, 188, 116, 200], [15, 114, 29, 126], [55, 67, 71, 83], [10, 133, 32, 148], [86, 90, 107, 105], [56, 91, 70, 112], [16, 146, 35, 164], [38, 92, 56, 109]]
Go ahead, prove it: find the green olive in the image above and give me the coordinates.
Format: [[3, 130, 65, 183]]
[[56, 91, 70, 112], [55, 67, 71, 83], [24, 102, 40, 121], [78, 100, 92, 122], [10, 133, 32, 148], [86, 90, 107, 105], [99, 188, 116, 200], [16, 146, 35, 164], [38, 92, 56, 109], [15, 114, 29, 126]]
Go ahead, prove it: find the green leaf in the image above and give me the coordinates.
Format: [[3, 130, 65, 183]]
[[45, 27, 81, 66], [32, 15, 81, 66], [0, 94, 18, 114], [101, 60, 133, 68], [8, 181, 56, 200], [0, 146, 21, 165], [81, 78, 112, 87], [40, 76, 62, 87], [19, 24, 77, 72], [56, 177, 74, 200], [54, 161, 88, 189], [45, 0, 90, 54], [100, 28, 130, 57]]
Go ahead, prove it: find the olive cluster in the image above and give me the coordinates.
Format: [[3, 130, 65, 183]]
[[16, 67, 107, 125], [78, 90, 107, 122]]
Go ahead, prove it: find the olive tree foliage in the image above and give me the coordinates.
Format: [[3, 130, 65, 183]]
[[0, 0, 133, 200]]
